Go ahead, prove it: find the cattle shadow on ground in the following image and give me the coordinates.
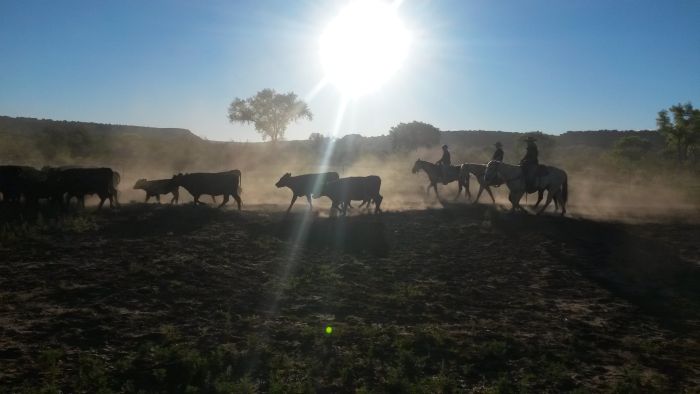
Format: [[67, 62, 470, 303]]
[[273, 213, 389, 257], [490, 212, 700, 331], [98, 204, 237, 238]]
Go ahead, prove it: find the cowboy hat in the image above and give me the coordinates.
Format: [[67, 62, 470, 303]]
[[442, 144, 448, 149], [494, 142, 503, 147]]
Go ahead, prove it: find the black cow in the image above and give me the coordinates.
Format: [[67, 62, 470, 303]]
[[314, 176, 383, 216], [133, 178, 180, 204], [18, 166, 62, 206], [0, 165, 33, 203], [275, 172, 339, 213], [57, 167, 121, 209], [171, 171, 241, 210]]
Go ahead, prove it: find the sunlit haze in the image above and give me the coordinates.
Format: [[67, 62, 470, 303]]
[[320, 0, 410, 97], [1, 0, 699, 141]]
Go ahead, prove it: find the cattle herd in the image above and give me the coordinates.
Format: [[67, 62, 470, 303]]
[[0, 165, 382, 217]]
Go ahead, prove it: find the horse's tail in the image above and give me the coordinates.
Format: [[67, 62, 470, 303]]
[[561, 173, 568, 205]]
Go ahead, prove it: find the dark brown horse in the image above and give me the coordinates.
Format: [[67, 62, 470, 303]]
[[412, 159, 468, 200]]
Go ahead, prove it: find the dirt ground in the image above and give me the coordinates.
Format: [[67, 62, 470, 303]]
[[0, 201, 699, 392]]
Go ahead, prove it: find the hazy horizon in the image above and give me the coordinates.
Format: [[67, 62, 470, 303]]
[[2, 0, 698, 141]]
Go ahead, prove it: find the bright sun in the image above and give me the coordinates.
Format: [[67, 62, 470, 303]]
[[320, 0, 411, 97]]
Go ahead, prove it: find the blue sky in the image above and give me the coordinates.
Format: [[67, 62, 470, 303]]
[[1, 0, 698, 141]]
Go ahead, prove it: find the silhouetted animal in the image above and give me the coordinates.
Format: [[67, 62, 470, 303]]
[[459, 163, 497, 204], [17, 167, 62, 206], [313, 176, 382, 216], [133, 178, 179, 204], [411, 159, 469, 200], [57, 167, 121, 209], [0, 165, 34, 203], [172, 171, 241, 209], [485, 161, 568, 215], [275, 172, 340, 213]]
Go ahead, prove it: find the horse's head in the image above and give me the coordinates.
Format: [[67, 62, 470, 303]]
[[411, 159, 423, 174], [275, 172, 291, 188], [484, 160, 500, 183]]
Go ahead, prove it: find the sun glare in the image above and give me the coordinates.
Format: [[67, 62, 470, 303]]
[[320, 0, 411, 97]]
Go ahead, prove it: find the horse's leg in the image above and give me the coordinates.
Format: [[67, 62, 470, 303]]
[[306, 194, 313, 210], [454, 181, 462, 201], [473, 185, 482, 204], [433, 183, 439, 198], [534, 190, 544, 208], [485, 186, 496, 204], [537, 191, 554, 215]]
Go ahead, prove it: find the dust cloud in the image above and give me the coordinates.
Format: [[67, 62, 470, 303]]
[[18, 137, 699, 223]]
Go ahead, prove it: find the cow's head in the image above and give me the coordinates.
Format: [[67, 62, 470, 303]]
[[171, 173, 184, 185], [133, 178, 148, 189], [275, 173, 291, 188]]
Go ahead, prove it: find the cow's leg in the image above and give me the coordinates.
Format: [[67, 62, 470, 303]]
[[219, 194, 229, 208], [172, 189, 179, 204], [233, 193, 242, 211], [97, 195, 106, 210], [212, 195, 217, 203], [194, 194, 201, 205], [286, 195, 298, 213], [145, 194, 150, 203], [374, 194, 383, 213], [341, 200, 349, 216], [305, 194, 312, 210], [156, 194, 161, 204]]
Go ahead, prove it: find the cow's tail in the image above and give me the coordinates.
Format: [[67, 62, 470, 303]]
[[112, 171, 121, 205]]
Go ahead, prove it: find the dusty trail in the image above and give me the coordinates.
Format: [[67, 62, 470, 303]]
[[0, 203, 699, 391]]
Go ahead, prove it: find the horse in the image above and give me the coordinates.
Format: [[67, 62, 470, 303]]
[[459, 163, 497, 204], [412, 159, 469, 200], [484, 160, 568, 215]]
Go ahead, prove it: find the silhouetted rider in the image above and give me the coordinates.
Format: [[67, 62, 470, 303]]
[[520, 137, 539, 191], [436, 144, 451, 183], [492, 142, 504, 161]]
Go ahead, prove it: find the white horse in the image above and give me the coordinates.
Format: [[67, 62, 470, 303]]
[[484, 161, 568, 215]]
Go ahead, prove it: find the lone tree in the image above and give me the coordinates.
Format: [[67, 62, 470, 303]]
[[657, 102, 699, 164], [389, 121, 440, 151], [228, 89, 312, 142]]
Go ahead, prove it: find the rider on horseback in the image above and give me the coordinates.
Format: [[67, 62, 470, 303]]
[[492, 142, 504, 162], [436, 144, 451, 184], [520, 136, 539, 191]]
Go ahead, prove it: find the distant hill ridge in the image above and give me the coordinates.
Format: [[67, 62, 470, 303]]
[[0, 116, 200, 140], [0, 115, 661, 149]]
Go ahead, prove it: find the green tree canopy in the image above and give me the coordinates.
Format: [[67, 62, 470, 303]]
[[613, 135, 652, 161], [657, 102, 699, 164], [389, 121, 440, 151], [228, 89, 312, 142]]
